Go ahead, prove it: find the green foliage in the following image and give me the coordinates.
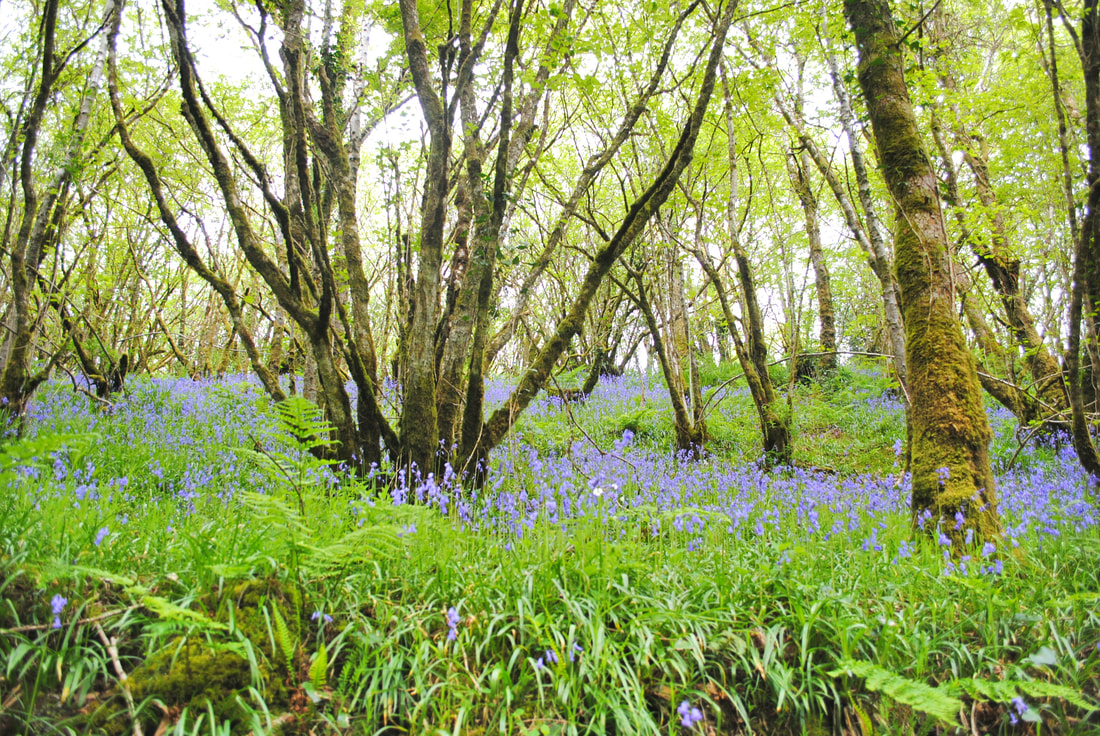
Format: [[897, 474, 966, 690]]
[[830, 659, 963, 725], [3, 376, 1099, 734], [269, 603, 296, 676], [948, 676, 1095, 712], [309, 641, 327, 692]]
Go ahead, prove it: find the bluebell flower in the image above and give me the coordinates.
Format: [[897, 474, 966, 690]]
[[95, 527, 109, 546], [50, 594, 66, 629], [1009, 696, 1029, 725], [446, 606, 460, 642], [677, 700, 704, 728]]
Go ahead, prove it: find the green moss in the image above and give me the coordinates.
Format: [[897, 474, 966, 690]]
[[131, 638, 254, 722], [86, 579, 299, 735]]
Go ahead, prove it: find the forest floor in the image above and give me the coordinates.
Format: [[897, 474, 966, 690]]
[[0, 364, 1098, 735]]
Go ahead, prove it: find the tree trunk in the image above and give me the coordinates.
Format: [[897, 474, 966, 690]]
[[1, 0, 115, 420], [720, 70, 791, 466], [1063, 0, 1100, 480], [845, 0, 1001, 549], [787, 149, 837, 375], [628, 264, 706, 457], [476, 0, 739, 453]]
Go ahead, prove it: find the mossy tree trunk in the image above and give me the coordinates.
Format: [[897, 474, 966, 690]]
[[1, 0, 116, 423], [623, 248, 707, 458], [1062, 0, 1100, 481], [718, 69, 791, 467], [845, 0, 1001, 548], [925, 48, 1068, 417]]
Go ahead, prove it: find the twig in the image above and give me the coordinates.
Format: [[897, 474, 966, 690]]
[[0, 605, 140, 635], [549, 374, 636, 471], [54, 361, 115, 409], [897, 0, 943, 48], [975, 369, 1061, 416], [1005, 415, 1072, 471], [94, 621, 143, 736]]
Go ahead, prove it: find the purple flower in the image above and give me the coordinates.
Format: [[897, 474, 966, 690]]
[[677, 700, 704, 729], [310, 610, 333, 624], [1009, 696, 1029, 724], [446, 606, 460, 642], [94, 527, 109, 546], [50, 594, 66, 629]]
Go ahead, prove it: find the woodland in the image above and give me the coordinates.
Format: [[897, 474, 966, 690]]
[[0, 0, 1099, 733]]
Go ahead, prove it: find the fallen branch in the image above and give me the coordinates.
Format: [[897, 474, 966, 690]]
[[0, 604, 139, 635], [94, 620, 143, 736]]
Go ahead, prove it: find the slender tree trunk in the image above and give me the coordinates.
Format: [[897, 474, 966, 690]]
[[825, 46, 907, 384], [484, 0, 699, 364], [720, 70, 791, 466], [787, 149, 836, 375], [1063, 0, 1100, 480], [477, 0, 739, 452], [2, 0, 118, 419], [629, 264, 706, 457], [845, 0, 1001, 548], [924, 34, 1069, 414]]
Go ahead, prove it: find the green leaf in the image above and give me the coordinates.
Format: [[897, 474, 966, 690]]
[[829, 659, 961, 725], [271, 603, 297, 673], [143, 596, 228, 631], [1026, 646, 1059, 668], [310, 641, 328, 691]]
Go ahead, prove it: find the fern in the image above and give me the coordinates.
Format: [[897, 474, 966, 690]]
[[310, 642, 328, 691], [830, 659, 962, 725], [270, 603, 297, 674], [274, 396, 338, 453], [947, 677, 1096, 711], [238, 397, 339, 517], [142, 595, 228, 632]]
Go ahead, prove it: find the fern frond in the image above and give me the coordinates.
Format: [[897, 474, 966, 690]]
[[310, 642, 328, 691], [143, 596, 228, 632], [270, 603, 297, 673], [947, 677, 1096, 712], [276, 397, 338, 452], [830, 659, 962, 725]]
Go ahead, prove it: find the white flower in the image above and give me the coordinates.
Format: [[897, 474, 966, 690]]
[[592, 487, 604, 497]]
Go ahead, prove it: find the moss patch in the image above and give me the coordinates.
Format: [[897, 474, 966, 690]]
[[87, 578, 299, 735]]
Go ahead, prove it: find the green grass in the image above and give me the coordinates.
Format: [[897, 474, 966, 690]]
[[0, 371, 1097, 735]]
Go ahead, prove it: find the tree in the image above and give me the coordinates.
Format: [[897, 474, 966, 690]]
[[1, 0, 118, 422], [844, 0, 1001, 548]]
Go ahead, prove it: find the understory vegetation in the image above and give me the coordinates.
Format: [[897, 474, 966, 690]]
[[1, 366, 1098, 735]]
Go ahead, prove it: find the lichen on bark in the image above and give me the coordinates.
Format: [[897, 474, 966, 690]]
[[845, 0, 1001, 550]]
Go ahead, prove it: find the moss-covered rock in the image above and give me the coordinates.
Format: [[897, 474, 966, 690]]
[[86, 578, 300, 735], [131, 637, 253, 722]]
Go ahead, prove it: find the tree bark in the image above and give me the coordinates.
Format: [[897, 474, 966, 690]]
[[1063, 0, 1100, 480], [787, 149, 837, 375], [476, 0, 739, 453], [845, 0, 1001, 548], [1, 0, 115, 419]]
